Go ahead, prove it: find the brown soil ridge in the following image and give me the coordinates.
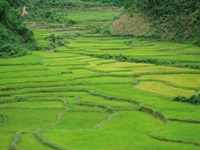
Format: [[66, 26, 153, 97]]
[[110, 13, 150, 35]]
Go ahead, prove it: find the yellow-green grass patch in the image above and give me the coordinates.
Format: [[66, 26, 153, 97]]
[[0, 81, 71, 89], [0, 101, 64, 109], [0, 75, 67, 85], [88, 84, 169, 102], [0, 55, 42, 65], [0, 70, 59, 79], [163, 110, 200, 121], [18, 133, 51, 150], [63, 69, 99, 77], [0, 132, 14, 150], [67, 11, 120, 22], [33, 51, 78, 58], [43, 55, 94, 62], [151, 121, 200, 144], [132, 65, 200, 74], [135, 81, 196, 97], [78, 93, 138, 109], [0, 109, 60, 132], [44, 111, 198, 150], [0, 65, 47, 73], [97, 62, 153, 68], [74, 76, 134, 84], [51, 112, 109, 131], [138, 74, 200, 89]]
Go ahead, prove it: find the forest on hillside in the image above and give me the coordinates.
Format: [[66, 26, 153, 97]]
[[0, 0, 36, 58], [126, 0, 200, 45], [0, 0, 199, 58]]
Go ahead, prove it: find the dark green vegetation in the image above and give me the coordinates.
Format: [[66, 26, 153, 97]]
[[174, 94, 200, 105], [0, 0, 35, 58], [0, 0, 200, 149], [126, 0, 200, 45], [1, 0, 199, 57]]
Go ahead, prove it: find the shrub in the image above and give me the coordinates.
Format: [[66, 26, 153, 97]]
[[173, 94, 200, 105]]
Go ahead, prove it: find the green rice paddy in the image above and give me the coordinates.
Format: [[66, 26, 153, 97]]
[[1, 6, 200, 150]]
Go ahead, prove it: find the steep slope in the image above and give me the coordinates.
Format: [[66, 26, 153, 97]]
[[122, 0, 200, 45], [110, 13, 150, 35]]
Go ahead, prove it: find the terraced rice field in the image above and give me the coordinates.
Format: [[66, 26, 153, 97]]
[[1, 36, 200, 149], [1, 7, 200, 150]]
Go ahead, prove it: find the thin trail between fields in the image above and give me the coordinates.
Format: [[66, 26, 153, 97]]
[[9, 132, 24, 150], [34, 99, 71, 150]]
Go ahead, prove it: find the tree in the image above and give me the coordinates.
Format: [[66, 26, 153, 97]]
[[0, 0, 35, 58]]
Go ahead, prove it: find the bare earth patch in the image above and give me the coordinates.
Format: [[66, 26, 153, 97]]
[[110, 13, 150, 35]]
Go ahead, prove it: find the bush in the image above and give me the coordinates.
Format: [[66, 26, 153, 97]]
[[45, 34, 67, 50], [173, 94, 200, 105]]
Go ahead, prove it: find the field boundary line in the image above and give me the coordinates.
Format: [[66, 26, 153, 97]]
[[138, 106, 168, 124], [35, 130, 70, 150], [150, 135, 200, 147], [9, 132, 24, 150], [169, 118, 200, 124]]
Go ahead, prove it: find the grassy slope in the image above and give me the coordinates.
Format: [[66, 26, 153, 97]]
[[109, 13, 150, 35]]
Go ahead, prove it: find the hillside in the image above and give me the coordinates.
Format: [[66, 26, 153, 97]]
[[118, 0, 200, 45], [0, 0, 35, 58], [1, 0, 199, 59], [110, 13, 150, 35]]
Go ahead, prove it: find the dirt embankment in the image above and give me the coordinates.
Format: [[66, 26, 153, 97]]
[[109, 13, 150, 35]]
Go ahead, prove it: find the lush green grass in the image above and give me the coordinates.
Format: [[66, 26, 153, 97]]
[[44, 111, 198, 150], [79, 93, 137, 109], [151, 121, 200, 144], [135, 81, 196, 97], [0, 109, 60, 132], [163, 110, 200, 121], [0, 70, 59, 79], [0, 55, 42, 65], [63, 37, 200, 69], [0, 38, 200, 149], [51, 112, 109, 131], [18, 134, 51, 150], [0, 132, 14, 150], [138, 74, 200, 89], [74, 76, 134, 84], [0, 101, 64, 109], [0, 65, 47, 73], [66, 11, 120, 22], [0, 6, 200, 149]]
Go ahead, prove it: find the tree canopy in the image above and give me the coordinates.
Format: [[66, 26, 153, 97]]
[[126, 0, 200, 45], [0, 0, 35, 58]]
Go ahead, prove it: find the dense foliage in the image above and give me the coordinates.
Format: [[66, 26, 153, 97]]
[[0, 0, 35, 58], [82, 0, 128, 7], [126, 0, 200, 45], [174, 94, 200, 105]]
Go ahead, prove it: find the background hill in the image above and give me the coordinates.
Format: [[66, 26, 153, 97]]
[[0, 0, 35, 58], [109, 13, 150, 35], [0, 0, 199, 58], [120, 0, 200, 45]]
